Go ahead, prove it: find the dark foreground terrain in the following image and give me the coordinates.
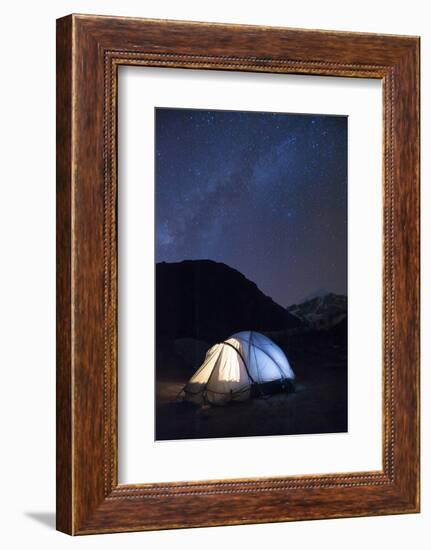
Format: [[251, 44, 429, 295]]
[[155, 329, 347, 441]]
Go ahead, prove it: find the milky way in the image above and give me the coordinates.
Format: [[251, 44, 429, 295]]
[[155, 108, 347, 307]]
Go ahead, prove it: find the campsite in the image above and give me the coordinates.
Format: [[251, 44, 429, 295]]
[[154, 108, 348, 442], [155, 260, 347, 441]]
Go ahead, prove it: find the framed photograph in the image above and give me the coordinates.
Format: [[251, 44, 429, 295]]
[[56, 14, 420, 534]]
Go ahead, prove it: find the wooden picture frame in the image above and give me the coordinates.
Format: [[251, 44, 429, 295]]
[[56, 14, 420, 535]]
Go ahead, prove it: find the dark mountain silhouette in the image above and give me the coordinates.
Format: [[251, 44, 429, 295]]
[[156, 260, 302, 347], [329, 316, 347, 345]]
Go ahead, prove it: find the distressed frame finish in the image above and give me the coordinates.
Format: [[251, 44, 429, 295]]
[[56, 14, 420, 535]]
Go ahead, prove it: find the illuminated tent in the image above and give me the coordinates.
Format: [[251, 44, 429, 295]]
[[181, 331, 295, 406]]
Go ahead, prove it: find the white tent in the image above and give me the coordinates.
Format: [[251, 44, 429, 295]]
[[181, 331, 295, 406]]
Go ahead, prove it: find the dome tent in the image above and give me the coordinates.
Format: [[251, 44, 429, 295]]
[[181, 331, 295, 406]]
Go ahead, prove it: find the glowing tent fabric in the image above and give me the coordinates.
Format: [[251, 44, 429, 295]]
[[181, 331, 295, 405]]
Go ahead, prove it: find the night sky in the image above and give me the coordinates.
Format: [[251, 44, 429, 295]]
[[155, 108, 347, 307]]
